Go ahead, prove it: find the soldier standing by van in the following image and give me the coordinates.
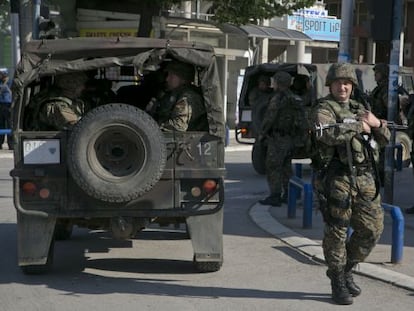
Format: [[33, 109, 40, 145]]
[[258, 71, 296, 207], [312, 63, 390, 305], [370, 64, 390, 185]]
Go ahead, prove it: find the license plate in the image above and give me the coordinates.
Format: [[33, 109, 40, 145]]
[[23, 139, 61, 164]]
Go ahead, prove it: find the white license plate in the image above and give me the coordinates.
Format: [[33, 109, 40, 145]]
[[23, 139, 61, 164]]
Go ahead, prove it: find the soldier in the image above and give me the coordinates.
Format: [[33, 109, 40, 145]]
[[28, 72, 89, 131], [258, 71, 296, 207], [370, 63, 389, 120], [0, 68, 12, 149], [312, 63, 390, 305], [151, 61, 207, 132], [249, 75, 272, 136], [370, 64, 390, 185]]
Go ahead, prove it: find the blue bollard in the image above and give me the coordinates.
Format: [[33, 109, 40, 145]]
[[382, 203, 404, 264], [288, 176, 313, 228]]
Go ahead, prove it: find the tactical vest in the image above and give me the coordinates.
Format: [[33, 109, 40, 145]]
[[312, 98, 379, 170]]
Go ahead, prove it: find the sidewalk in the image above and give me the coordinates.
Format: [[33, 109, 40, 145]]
[[227, 129, 414, 291], [250, 164, 414, 292]]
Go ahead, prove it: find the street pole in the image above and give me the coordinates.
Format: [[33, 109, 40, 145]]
[[384, 0, 403, 204], [32, 0, 41, 39], [337, 0, 354, 63], [10, 0, 21, 70]]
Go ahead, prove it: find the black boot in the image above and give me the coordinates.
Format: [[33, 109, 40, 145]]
[[259, 194, 281, 207], [327, 270, 353, 305], [344, 263, 361, 297]]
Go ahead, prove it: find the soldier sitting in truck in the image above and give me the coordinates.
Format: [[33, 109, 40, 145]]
[[25, 72, 90, 131], [149, 61, 208, 132]]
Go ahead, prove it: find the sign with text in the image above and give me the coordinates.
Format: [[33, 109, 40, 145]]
[[79, 28, 138, 37], [288, 16, 341, 42]]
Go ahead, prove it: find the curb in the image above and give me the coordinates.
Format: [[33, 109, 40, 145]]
[[249, 203, 414, 292]]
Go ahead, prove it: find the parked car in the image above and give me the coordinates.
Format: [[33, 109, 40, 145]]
[[10, 36, 226, 274], [236, 62, 414, 174]]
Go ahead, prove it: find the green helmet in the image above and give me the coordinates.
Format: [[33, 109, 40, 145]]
[[373, 63, 389, 77], [325, 63, 358, 86], [272, 71, 292, 87]]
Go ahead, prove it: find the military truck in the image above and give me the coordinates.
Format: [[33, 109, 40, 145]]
[[10, 37, 226, 274], [236, 62, 414, 174]]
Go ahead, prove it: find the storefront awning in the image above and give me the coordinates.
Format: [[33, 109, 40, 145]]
[[219, 23, 312, 42]]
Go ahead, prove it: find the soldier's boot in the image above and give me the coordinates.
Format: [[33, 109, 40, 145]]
[[259, 194, 281, 207], [326, 270, 353, 305], [344, 263, 361, 297]]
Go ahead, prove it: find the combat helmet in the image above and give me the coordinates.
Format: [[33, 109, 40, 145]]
[[325, 63, 358, 86], [373, 63, 389, 77], [272, 71, 292, 87], [165, 61, 195, 82]]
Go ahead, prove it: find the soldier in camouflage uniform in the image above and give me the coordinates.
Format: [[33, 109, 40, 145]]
[[370, 63, 389, 120], [28, 72, 89, 131], [258, 71, 296, 207], [152, 61, 207, 132], [312, 63, 390, 305], [369, 63, 390, 185]]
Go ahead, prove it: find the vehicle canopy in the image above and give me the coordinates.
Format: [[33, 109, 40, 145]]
[[239, 62, 319, 108], [12, 36, 225, 138]]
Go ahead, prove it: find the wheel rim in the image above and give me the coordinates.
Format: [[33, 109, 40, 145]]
[[87, 124, 147, 181]]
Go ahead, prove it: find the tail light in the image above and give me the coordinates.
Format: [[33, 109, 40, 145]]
[[202, 179, 218, 194]]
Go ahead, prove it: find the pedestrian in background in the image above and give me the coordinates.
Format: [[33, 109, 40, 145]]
[[312, 63, 390, 305], [258, 71, 296, 207], [0, 68, 12, 150]]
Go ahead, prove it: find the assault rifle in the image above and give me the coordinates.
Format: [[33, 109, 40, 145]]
[[314, 121, 408, 137]]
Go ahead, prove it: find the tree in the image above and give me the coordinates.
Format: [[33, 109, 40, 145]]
[[54, 0, 318, 37], [211, 0, 317, 25], [138, 0, 317, 36], [0, 0, 11, 36]]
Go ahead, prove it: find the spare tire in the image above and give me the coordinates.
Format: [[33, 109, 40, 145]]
[[67, 104, 166, 203]]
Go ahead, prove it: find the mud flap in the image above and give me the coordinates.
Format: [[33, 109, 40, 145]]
[[17, 212, 56, 266], [186, 208, 223, 266]]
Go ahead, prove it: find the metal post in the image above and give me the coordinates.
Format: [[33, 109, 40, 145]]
[[32, 0, 41, 39], [338, 0, 354, 63], [384, 0, 403, 204]]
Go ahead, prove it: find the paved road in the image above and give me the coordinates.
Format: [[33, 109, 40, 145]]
[[0, 145, 414, 310]]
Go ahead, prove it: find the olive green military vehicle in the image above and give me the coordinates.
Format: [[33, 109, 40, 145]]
[[10, 37, 226, 274], [236, 63, 414, 174]]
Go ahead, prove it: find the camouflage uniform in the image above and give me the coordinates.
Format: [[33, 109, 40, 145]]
[[29, 72, 89, 131], [370, 63, 389, 120], [259, 71, 295, 206], [155, 61, 207, 132], [157, 85, 207, 131], [249, 75, 272, 136], [369, 64, 389, 185], [313, 63, 390, 305]]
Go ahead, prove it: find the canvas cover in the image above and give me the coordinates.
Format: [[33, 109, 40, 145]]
[[12, 36, 225, 137]]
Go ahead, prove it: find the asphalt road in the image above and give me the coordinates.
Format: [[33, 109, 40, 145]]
[[0, 150, 413, 310]]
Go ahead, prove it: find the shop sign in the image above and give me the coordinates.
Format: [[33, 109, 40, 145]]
[[288, 16, 341, 42]]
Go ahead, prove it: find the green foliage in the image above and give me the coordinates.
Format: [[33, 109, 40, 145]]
[[0, 0, 10, 35], [211, 0, 317, 25]]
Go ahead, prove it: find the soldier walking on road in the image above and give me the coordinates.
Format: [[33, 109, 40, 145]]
[[258, 71, 298, 207], [312, 63, 390, 305]]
